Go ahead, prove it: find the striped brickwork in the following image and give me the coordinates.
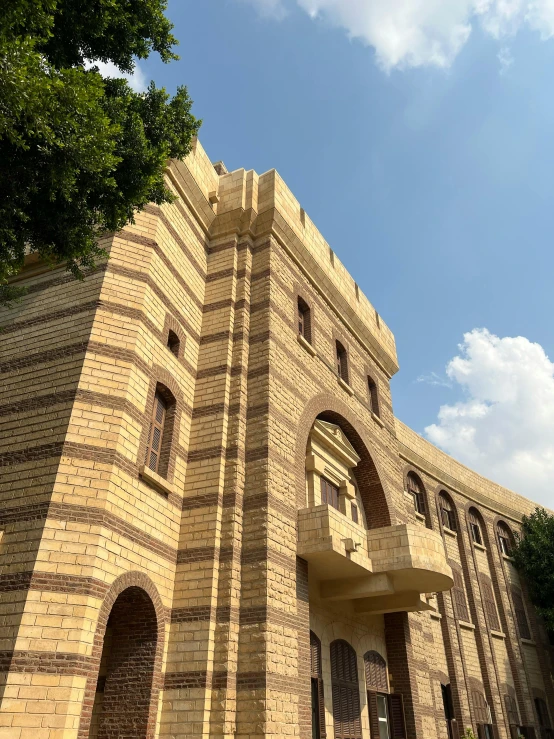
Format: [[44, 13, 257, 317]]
[[0, 138, 552, 739]]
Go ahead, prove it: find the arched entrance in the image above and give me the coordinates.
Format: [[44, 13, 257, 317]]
[[86, 585, 160, 739]]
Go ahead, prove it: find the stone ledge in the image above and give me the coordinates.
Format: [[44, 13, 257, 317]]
[[337, 376, 354, 396], [297, 333, 316, 356], [444, 527, 457, 538], [459, 620, 475, 631], [490, 629, 506, 639], [474, 541, 487, 552], [139, 465, 174, 498]]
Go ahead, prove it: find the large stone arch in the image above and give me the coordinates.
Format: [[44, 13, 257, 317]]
[[294, 393, 394, 529], [78, 571, 166, 739]]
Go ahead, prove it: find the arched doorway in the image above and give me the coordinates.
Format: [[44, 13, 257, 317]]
[[88, 586, 159, 739]]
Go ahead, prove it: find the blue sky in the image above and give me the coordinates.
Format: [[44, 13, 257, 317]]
[[128, 0, 554, 504]]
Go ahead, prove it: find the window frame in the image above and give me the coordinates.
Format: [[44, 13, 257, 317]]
[[407, 473, 425, 516], [336, 340, 349, 384], [367, 375, 380, 417], [298, 296, 312, 343], [144, 391, 167, 475], [439, 494, 456, 532], [321, 477, 340, 510]]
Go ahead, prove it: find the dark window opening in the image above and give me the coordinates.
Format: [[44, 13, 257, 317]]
[[535, 698, 554, 739], [368, 376, 380, 417], [351, 503, 359, 525], [167, 330, 180, 357], [504, 694, 519, 727], [321, 477, 339, 510], [336, 341, 349, 384], [439, 494, 456, 531], [469, 509, 483, 546], [473, 691, 494, 739], [442, 684, 455, 739], [407, 473, 425, 516], [311, 632, 325, 739], [298, 297, 312, 343]]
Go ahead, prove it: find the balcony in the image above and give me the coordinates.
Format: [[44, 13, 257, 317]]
[[297, 505, 453, 614]]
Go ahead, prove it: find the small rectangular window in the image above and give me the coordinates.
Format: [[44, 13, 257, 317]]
[[320, 477, 339, 510], [351, 503, 359, 524], [145, 392, 167, 474], [298, 297, 311, 342], [471, 522, 483, 545]]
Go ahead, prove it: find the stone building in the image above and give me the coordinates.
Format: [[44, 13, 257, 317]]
[[0, 139, 553, 739]]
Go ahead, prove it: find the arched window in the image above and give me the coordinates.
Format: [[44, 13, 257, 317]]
[[504, 693, 519, 728], [336, 341, 349, 384], [439, 493, 456, 531], [511, 589, 531, 640], [330, 640, 361, 739], [167, 330, 180, 357], [367, 376, 380, 417], [407, 473, 425, 516], [298, 297, 312, 343], [535, 698, 552, 733], [481, 576, 500, 632], [451, 565, 470, 622], [364, 651, 387, 693], [365, 651, 407, 739], [144, 385, 176, 478], [497, 522, 514, 556], [311, 632, 326, 738], [472, 691, 493, 738], [468, 508, 483, 546]]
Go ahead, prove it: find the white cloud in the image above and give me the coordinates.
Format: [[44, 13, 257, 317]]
[[497, 45, 514, 73], [85, 60, 147, 92], [242, 0, 554, 70], [416, 371, 452, 388], [424, 328, 554, 507]]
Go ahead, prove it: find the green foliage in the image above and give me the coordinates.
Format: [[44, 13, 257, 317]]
[[0, 0, 200, 305], [512, 507, 554, 631], [463, 728, 477, 739]]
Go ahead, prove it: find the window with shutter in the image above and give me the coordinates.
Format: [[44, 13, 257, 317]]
[[336, 341, 349, 384], [472, 691, 492, 725], [469, 509, 483, 545], [497, 523, 513, 556], [481, 579, 500, 631], [311, 632, 326, 739], [388, 694, 406, 739], [364, 651, 388, 693], [321, 477, 340, 510], [368, 376, 380, 417], [298, 297, 312, 343], [439, 494, 456, 531], [451, 567, 470, 622], [351, 503, 359, 524], [331, 640, 362, 739], [504, 694, 519, 727], [145, 392, 167, 474], [512, 590, 531, 640], [407, 473, 425, 516]]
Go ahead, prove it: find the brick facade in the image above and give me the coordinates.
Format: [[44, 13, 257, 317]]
[[0, 139, 552, 739]]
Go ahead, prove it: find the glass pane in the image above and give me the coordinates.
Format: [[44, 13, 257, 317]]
[[377, 695, 388, 719]]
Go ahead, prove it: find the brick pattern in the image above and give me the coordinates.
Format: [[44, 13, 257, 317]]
[[0, 141, 552, 739]]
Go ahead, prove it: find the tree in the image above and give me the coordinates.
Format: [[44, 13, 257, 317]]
[[0, 0, 200, 305], [512, 507, 554, 631]]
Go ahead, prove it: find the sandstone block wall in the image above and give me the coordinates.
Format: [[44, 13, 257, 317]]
[[0, 138, 552, 739]]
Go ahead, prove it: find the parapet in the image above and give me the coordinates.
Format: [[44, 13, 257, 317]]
[[167, 140, 399, 377]]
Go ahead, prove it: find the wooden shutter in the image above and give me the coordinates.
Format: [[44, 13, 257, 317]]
[[511, 590, 531, 640], [536, 699, 551, 730], [311, 633, 326, 738], [469, 510, 483, 545], [364, 651, 388, 693], [367, 691, 380, 739], [440, 495, 456, 531], [145, 392, 166, 473], [331, 640, 361, 739], [504, 694, 519, 726], [388, 694, 407, 739], [481, 579, 500, 631], [407, 474, 425, 515], [321, 478, 339, 510], [452, 567, 470, 622], [473, 691, 490, 724]]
